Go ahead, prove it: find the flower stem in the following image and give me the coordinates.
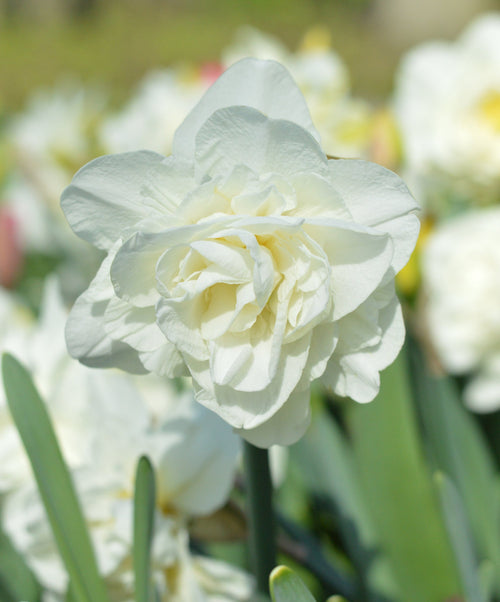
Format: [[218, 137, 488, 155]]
[[243, 440, 277, 596]]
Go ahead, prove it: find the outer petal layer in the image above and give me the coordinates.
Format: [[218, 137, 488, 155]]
[[61, 151, 178, 251], [173, 58, 321, 159]]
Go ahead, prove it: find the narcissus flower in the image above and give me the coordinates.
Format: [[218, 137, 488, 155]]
[[63, 58, 419, 447], [3, 393, 243, 600], [422, 208, 500, 412], [394, 13, 500, 212]]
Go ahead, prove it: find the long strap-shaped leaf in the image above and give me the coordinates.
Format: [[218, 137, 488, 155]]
[[133, 455, 157, 602], [0, 527, 42, 602], [435, 472, 486, 602], [1, 353, 110, 602]]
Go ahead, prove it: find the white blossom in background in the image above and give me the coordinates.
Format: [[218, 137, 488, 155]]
[[2, 178, 55, 253], [62, 58, 419, 448], [393, 12, 500, 213], [0, 279, 146, 492], [0, 277, 239, 486], [4, 84, 107, 297], [8, 83, 106, 210], [2, 178, 102, 301], [223, 27, 373, 159], [99, 67, 207, 156], [222, 26, 289, 66], [0, 281, 245, 599], [2, 391, 245, 601], [422, 208, 500, 412]]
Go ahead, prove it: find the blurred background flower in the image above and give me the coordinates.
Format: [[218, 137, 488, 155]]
[[393, 12, 500, 216]]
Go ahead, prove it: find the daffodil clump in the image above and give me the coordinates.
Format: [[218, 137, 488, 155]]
[[9, 14, 500, 601]]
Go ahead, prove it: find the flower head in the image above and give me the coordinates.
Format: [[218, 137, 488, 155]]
[[422, 207, 500, 412], [394, 13, 500, 212], [63, 58, 419, 447], [2, 392, 243, 600]]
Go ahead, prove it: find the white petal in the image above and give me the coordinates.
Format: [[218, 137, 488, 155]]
[[111, 233, 166, 308], [155, 404, 239, 515], [173, 58, 320, 160], [322, 294, 405, 402], [299, 320, 338, 387], [210, 334, 253, 386], [196, 332, 312, 429], [141, 155, 195, 215], [304, 220, 393, 320], [138, 344, 187, 377], [194, 106, 328, 180], [61, 151, 168, 251], [65, 252, 147, 374], [200, 285, 240, 340], [288, 172, 352, 220], [114, 222, 224, 306], [236, 387, 311, 448], [156, 296, 209, 362], [104, 296, 165, 352], [328, 159, 420, 274]]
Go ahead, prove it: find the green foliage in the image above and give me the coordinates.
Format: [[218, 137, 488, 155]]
[[0, 1, 393, 114], [3, 327, 500, 602], [292, 396, 392, 600], [0, 527, 42, 602], [270, 565, 317, 602], [133, 456, 157, 602], [1, 352, 110, 602], [289, 346, 497, 602], [408, 339, 500, 594], [345, 353, 463, 601], [435, 472, 486, 602], [269, 565, 353, 602]]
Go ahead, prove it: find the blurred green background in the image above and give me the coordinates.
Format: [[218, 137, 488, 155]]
[[2, 0, 499, 113]]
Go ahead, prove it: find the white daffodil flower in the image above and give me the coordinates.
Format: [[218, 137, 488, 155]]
[[394, 12, 500, 211], [62, 58, 419, 448], [422, 208, 500, 412], [2, 392, 242, 600]]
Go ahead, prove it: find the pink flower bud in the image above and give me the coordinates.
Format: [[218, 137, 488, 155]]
[[0, 207, 23, 288]]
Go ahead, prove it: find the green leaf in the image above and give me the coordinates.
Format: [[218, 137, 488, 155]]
[[408, 338, 500, 580], [435, 472, 485, 602], [1, 353, 110, 602], [270, 566, 316, 602], [291, 397, 396, 600], [478, 560, 495, 601], [133, 455, 157, 602], [346, 353, 463, 602], [0, 527, 41, 602]]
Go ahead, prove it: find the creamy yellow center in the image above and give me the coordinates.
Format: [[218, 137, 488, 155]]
[[478, 91, 500, 132]]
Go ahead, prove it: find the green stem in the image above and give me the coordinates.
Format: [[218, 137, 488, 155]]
[[243, 440, 277, 596]]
